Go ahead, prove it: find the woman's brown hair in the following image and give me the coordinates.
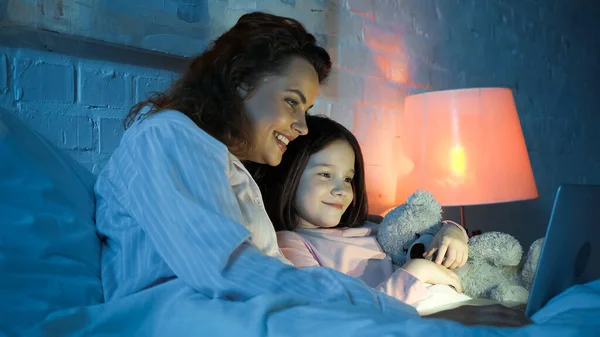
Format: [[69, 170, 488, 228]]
[[125, 12, 331, 157]]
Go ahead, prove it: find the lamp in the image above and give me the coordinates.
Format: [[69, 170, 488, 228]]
[[396, 87, 538, 234]]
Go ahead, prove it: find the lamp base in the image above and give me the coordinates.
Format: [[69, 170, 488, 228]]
[[460, 206, 483, 238], [460, 205, 467, 234]]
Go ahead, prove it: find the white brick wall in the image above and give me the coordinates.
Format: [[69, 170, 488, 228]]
[[1, 0, 599, 247], [0, 47, 175, 174]]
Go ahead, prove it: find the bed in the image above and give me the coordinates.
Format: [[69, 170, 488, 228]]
[[1, 107, 599, 336]]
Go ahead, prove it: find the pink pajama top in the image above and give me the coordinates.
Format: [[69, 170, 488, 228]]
[[277, 221, 466, 305]]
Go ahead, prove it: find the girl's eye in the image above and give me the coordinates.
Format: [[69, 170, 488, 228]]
[[318, 172, 331, 178], [344, 177, 353, 183], [285, 98, 299, 109]]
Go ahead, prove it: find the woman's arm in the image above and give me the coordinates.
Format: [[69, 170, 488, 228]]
[[110, 113, 414, 315]]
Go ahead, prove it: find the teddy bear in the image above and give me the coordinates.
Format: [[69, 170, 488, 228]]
[[377, 190, 544, 304]]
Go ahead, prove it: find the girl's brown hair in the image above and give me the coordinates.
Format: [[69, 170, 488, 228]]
[[250, 115, 369, 231]]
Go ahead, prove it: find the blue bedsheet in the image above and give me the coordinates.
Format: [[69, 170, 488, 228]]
[[27, 279, 600, 337], [2, 107, 598, 337]]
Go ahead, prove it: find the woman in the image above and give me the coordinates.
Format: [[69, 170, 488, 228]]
[[95, 10, 397, 310], [94, 11, 529, 327]]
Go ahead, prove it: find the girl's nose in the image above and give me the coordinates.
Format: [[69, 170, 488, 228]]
[[331, 182, 347, 196]]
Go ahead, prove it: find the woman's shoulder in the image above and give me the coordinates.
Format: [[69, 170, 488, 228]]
[[126, 108, 227, 155], [97, 108, 235, 182]]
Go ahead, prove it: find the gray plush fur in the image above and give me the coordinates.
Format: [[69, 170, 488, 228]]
[[377, 190, 544, 303], [522, 238, 544, 288], [454, 232, 544, 303], [377, 190, 443, 266], [455, 231, 525, 301], [468, 232, 523, 267]]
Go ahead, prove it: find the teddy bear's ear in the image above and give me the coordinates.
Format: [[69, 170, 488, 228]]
[[407, 190, 442, 213]]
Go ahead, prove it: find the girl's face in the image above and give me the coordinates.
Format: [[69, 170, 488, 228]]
[[295, 140, 356, 229], [242, 57, 319, 166]]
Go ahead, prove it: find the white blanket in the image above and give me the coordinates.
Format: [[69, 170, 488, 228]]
[[26, 279, 600, 336], [413, 284, 475, 315]]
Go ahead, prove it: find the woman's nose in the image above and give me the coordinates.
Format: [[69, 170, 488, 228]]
[[292, 114, 308, 136]]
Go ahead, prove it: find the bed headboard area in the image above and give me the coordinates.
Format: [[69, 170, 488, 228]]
[[0, 0, 230, 71], [1, 0, 214, 56]]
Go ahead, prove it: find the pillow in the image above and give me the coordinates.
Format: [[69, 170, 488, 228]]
[[0, 108, 103, 334]]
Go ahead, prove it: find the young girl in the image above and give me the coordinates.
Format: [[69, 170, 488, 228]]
[[251, 114, 471, 306]]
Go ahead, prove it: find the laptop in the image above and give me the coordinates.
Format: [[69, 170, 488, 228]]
[[414, 184, 599, 317], [525, 184, 600, 317]]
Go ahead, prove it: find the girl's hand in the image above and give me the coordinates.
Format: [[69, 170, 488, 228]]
[[402, 259, 462, 293], [424, 224, 469, 269]]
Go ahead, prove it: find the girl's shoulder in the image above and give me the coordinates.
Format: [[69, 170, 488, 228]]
[[276, 230, 305, 242], [294, 221, 380, 239], [276, 230, 316, 251]]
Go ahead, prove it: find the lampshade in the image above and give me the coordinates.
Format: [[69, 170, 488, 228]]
[[396, 87, 538, 207]]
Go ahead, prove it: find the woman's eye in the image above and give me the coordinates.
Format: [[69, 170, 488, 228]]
[[318, 172, 331, 178], [285, 98, 299, 109], [344, 177, 353, 183]]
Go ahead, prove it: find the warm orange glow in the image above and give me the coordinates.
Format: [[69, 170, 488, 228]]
[[387, 59, 410, 84], [372, 54, 413, 85], [364, 24, 402, 54], [352, 105, 402, 215], [395, 88, 538, 207], [372, 54, 390, 78], [349, 9, 376, 21], [450, 145, 466, 177], [362, 23, 425, 87]]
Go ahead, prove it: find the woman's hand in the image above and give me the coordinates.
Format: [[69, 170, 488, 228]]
[[424, 224, 469, 269], [402, 259, 462, 293], [423, 304, 533, 327]]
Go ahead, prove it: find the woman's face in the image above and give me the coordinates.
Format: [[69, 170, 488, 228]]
[[242, 57, 320, 166], [295, 140, 356, 229]]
